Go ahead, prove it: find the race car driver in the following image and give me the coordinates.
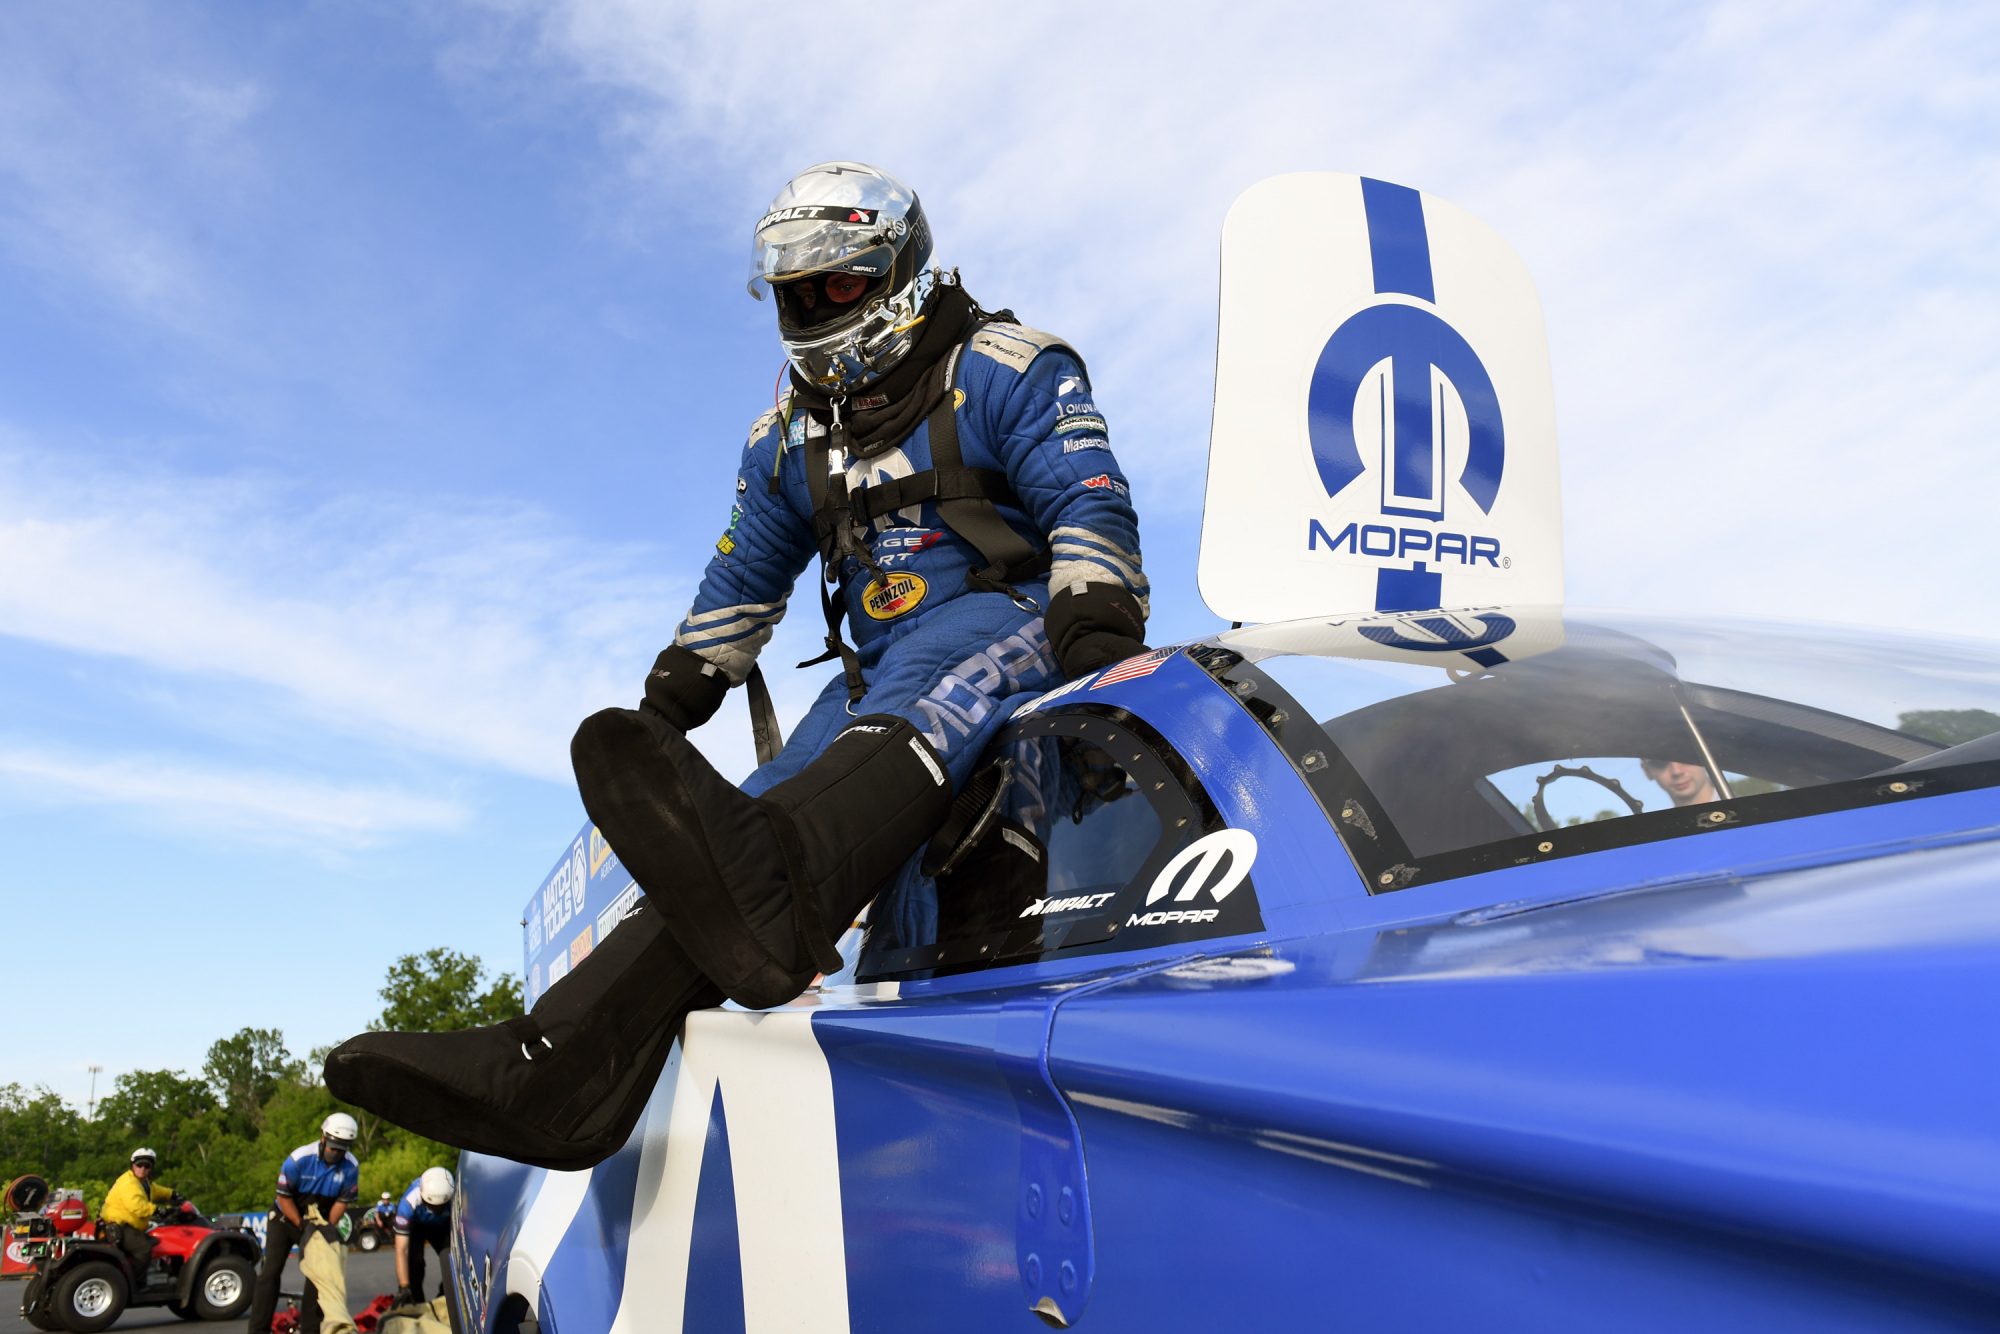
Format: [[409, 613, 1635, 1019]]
[[326, 161, 1149, 1169], [245, 1113, 361, 1334], [100, 1147, 176, 1281], [390, 1167, 454, 1306]]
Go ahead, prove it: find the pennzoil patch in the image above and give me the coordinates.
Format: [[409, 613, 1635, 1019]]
[[862, 571, 928, 620]]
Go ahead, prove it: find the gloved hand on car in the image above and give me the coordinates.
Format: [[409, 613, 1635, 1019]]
[[393, 1285, 422, 1308], [1046, 583, 1149, 677]]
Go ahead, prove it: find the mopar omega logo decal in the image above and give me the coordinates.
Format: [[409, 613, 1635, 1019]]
[[1304, 179, 1507, 612]]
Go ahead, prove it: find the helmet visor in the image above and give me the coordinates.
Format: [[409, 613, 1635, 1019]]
[[747, 207, 900, 299]]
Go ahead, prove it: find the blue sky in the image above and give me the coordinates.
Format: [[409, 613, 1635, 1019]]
[[3, 1, 1996, 1104]]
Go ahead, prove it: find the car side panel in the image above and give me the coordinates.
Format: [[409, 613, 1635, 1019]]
[[1045, 843, 2000, 1327]]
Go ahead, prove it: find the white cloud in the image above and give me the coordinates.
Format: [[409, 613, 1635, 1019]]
[[0, 740, 469, 844], [446, 0, 2000, 633], [0, 445, 688, 783]]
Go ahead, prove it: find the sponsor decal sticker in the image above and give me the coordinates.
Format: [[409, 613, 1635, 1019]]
[[756, 204, 877, 231], [596, 881, 641, 944], [1093, 646, 1178, 688], [853, 391, 890, 410], [1080, 473, 1128, 495], [862, 571, 928, 620], [1019, 890, 1114, 919], [1062, 436, 1110, 454], [1020, 670, 1098, 713], [716, 534, 736, 555], [952, 388, 966, 410], [1127, 828, 1258, 928], [1055, 414, 1108, 435], [1057, 375, 1085, 396], [736, 477, 747, 494], [569, 926, 594, 968], [588, 826, 613, 876]]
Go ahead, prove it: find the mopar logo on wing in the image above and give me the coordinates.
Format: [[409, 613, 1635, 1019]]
[[1304, 178, 1508, 612]]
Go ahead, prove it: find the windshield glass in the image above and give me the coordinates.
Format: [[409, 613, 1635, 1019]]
[[1201, 610, 2000, 889]]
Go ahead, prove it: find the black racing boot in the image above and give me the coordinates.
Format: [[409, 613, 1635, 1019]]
[[572, 709, 954, 1010], [323, 899, 720, 1172]]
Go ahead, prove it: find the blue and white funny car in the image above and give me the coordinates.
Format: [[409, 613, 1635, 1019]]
[[454, 176, 2000, 1333]]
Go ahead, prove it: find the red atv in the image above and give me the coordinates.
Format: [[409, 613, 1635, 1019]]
[[17, 1187, 258, 1333]]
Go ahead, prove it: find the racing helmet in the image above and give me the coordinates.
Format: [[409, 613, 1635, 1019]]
[[418, 1167, 455, 1208], [129, 1148, 157, 1168], [746, 161, 936, 392], [320, 1112, 359, 1151]]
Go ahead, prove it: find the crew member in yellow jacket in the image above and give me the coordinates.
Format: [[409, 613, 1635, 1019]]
[[101, 1147, 177, 1281]]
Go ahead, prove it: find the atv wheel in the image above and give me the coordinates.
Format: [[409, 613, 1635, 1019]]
[[356, 1228, 381, 1253], [191, 1254, 254, 1320], [20, 1273, 62, 1332], [51, 1260, 127, 1333]]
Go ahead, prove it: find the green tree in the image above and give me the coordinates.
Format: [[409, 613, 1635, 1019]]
[[374, 947, 521, 1033], [1898, 708, 2000, 748], [0, 1083, 84, 1179], [203, 1027, 304, 1136], [92, 1070, 217, 1160]]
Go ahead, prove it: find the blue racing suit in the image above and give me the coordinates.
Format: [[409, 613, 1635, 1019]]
[[672, 320, 1147, 947]]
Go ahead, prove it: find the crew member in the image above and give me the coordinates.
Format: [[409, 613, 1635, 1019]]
[[246, 1112, 361, 1334], [100, 1148, 175, 1281], [373, 1191, 395, 1229], [391, 1167, 454, 1306], [328, 161, 1149, 1168]]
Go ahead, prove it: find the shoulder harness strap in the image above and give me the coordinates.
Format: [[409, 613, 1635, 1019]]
[[924, 337, 1049, 601]]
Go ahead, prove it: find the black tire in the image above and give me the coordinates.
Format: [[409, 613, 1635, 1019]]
[[356, 1228, 381, 1253], [21, 1273, 63, 1332], [50, 1260, 127, 1334], [190, 1254, 254, 1320]]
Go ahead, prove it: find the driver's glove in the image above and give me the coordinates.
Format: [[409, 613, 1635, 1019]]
[[641, 645, 729, 732], [394, 1285, 422, 1308], [1045, 584, 1149, 678]]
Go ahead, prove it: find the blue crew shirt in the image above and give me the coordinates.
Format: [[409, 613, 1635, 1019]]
[[393, 1178, 451, 1241], [274, 1141, 360, 1214]]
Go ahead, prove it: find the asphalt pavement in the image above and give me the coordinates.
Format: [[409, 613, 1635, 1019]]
[[1, 1250, 400, 1333]]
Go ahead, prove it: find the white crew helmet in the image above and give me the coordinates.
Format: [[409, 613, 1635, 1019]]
[[418, 1167, 455, 1208], [320, 1112, 359, 1149], [747, 161, 936, 392]]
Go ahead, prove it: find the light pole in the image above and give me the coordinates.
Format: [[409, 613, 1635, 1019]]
[[86, 1065, 103, 1120]]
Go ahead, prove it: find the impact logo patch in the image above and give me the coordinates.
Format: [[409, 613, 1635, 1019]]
[[756, 204, 877, 231], [862, 571, 928, 620]]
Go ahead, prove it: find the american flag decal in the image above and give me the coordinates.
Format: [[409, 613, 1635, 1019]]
[[1092, 647, 1179, 689]]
